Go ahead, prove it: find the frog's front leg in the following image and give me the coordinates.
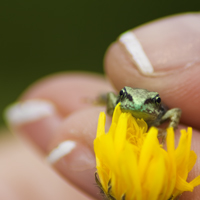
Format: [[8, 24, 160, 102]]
[[161, 108, 182, 130], [106, 92, 118, 116], [158, 108, 181, 143]]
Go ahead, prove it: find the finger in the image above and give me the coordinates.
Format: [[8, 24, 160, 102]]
[[47, 107, 112, 199], [21, 72, 113, 116], [104, 13, 200, 129], [4, 73, 113, 152], [4, 73, 112, 199]]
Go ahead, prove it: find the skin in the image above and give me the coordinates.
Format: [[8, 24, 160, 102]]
[[106, 86, 181, 128], [2, 13, 200, 200]]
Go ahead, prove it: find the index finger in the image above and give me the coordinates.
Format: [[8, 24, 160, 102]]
[[104, 13, 200, 129]]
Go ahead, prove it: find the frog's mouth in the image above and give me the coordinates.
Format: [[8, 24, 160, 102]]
[[120, 108, 157, 125]]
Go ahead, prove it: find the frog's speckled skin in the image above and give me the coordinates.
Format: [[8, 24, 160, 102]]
[[106, 86, 181, 129]]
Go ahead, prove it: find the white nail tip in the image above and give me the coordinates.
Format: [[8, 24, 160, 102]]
[[119, 31, 154, 74], [47, 141, 76, 164], [4, 100, 56, 126]]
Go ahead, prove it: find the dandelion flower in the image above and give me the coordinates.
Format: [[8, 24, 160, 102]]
[[94, 103, 200, 200]]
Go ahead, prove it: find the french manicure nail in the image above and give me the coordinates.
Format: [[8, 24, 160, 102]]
[[47, 140, 96, 171], [4, 99, 56, 126], [47, 140, 77, 163], [119, 31, 154, 75]]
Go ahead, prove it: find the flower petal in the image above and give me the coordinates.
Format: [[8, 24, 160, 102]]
[[190, 175, 200, 188], [175, 175, 193, 192], [188, 151, 197, 173], [139, 127, 159, 180], [114, 113, 128, 155], [96, 112, 106, 138], [94, 104, 200, 200]]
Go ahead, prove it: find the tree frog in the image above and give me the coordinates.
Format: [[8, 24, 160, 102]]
[[106, 86, 181, 130]]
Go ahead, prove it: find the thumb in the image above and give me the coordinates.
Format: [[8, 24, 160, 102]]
[[104, 13, 200, 129]]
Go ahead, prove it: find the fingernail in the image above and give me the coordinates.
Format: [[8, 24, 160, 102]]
[[4, 99, 56, 126], [119, 31, 154, 75], [47, 140, 95, 171], [47, 140, 76, 163], [4, 99, 61, 152], [118, 14, 200, 76]]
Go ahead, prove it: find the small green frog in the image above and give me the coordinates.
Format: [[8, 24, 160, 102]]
[[106, 86, 181, 130]]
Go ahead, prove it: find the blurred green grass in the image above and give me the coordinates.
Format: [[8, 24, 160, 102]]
[[0, 0, 199, 126]]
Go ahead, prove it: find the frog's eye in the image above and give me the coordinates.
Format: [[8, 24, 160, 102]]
[[119, 89, 124, 97], [155, 96, 161, 104]]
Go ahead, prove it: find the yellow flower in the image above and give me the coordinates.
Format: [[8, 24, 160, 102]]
[[94, 103, 200, 200]]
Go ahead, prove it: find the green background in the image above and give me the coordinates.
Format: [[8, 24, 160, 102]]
[[0, 0, 199, 125]]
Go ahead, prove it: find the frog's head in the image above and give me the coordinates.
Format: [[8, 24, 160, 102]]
[[117, 86, 162, 123]]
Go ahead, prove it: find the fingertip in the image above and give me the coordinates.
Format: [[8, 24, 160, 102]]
[[4, 73, 114, 152], [4, 99, 62, 152], [104, 13, 200, 129], [20, 72, 114, 116], [46, 107, 111, 199]]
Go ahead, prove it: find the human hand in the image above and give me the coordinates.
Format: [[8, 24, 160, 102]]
[[4, 13, 200, 199]]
